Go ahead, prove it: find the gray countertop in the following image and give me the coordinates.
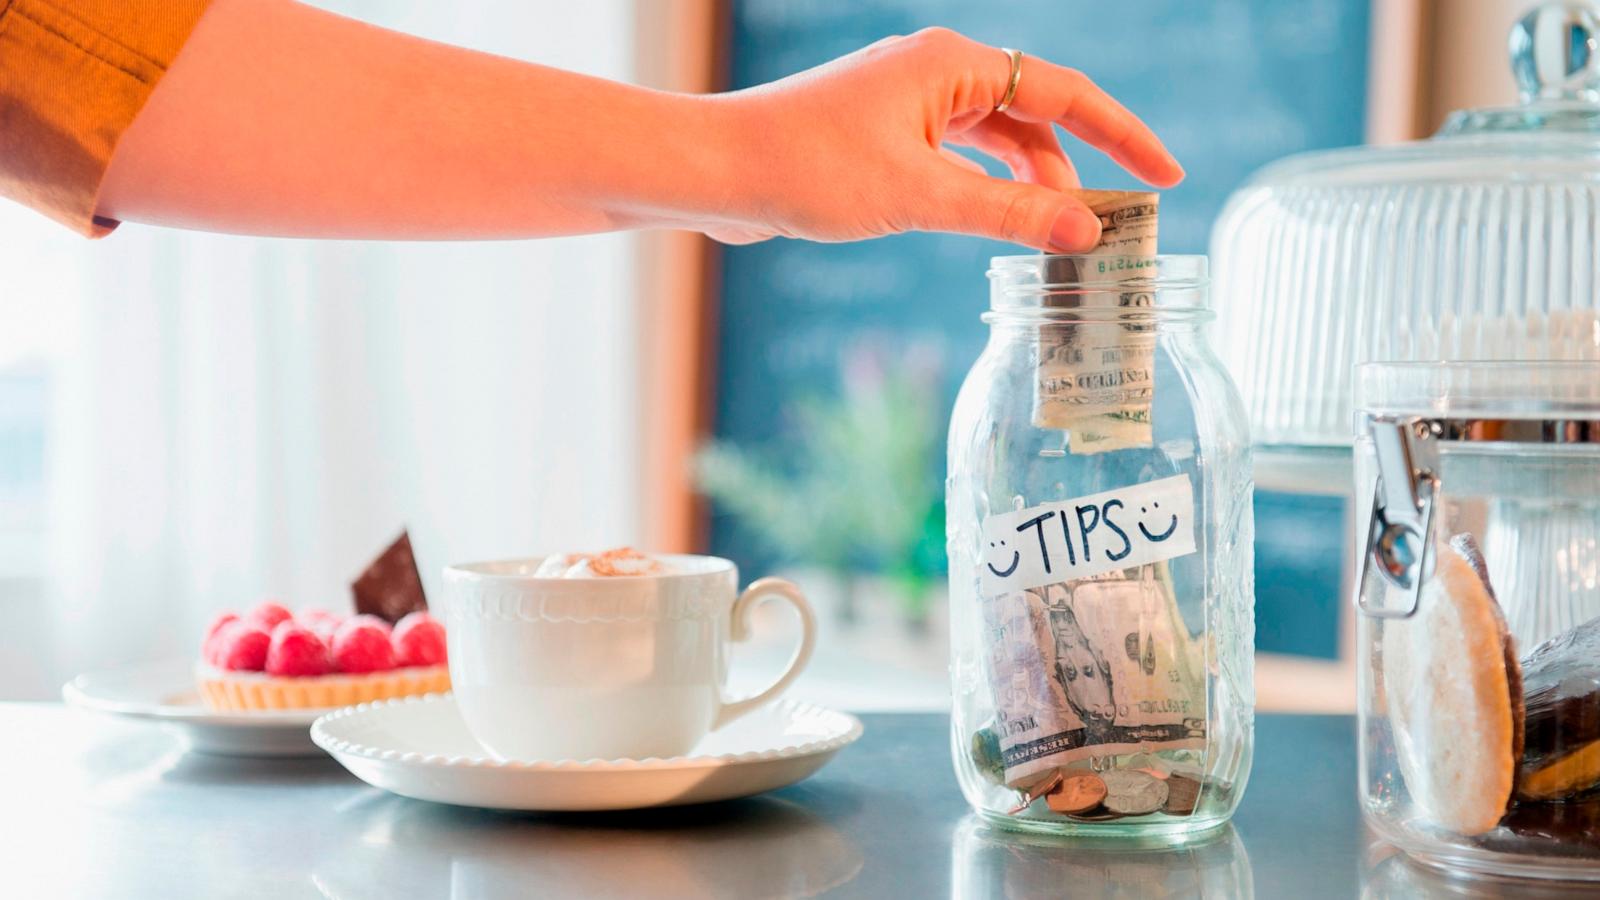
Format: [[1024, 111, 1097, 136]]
[[1, 704, 1571, 898]]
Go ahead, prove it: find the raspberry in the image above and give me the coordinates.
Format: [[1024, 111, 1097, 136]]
[[392, 612, 447, 668], [217, 622, 272, 672], [332, 615, 396, 673], [266, 622, 331, 677], [246, 601, 294, 631], [202, 613, 240, 666], [296, 608, 343, 643]]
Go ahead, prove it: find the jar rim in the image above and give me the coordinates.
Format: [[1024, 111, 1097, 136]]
[[1358, 361, 1600, 418], [985, 254, 1209, 319], [986, 253, 1208, 293]]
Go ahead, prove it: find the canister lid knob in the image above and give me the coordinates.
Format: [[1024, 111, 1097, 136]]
[[1512, 1, 1600, 103]]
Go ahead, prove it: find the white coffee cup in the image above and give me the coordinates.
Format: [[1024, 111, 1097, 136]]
[[438, 554, 816, 761]]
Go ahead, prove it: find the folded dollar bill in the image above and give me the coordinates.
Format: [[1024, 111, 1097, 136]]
[[1032, 190, 1159, 454]]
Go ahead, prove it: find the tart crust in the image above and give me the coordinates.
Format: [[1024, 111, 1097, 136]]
[[196, 663, 450, 711]]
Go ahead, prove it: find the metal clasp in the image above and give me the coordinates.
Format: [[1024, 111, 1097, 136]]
[[1356, 417, 1441, 619]]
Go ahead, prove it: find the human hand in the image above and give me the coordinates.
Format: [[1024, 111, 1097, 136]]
[[703, 28, 1184, 251]]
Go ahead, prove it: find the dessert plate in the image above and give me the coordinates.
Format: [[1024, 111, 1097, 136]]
[[62, 659, 323, 757], [311, 694, 863, 811]]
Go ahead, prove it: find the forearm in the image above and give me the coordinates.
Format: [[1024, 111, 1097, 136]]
[[98, 0, 740, 238]]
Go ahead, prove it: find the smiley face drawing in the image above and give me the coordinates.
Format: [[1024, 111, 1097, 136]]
[[1137, 501, 1179, 542], [985, 539, 1020, 578]]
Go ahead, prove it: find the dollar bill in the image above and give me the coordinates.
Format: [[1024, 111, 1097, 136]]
[[982, 563, 1206, 787], [1033, 190, 1160, 453]]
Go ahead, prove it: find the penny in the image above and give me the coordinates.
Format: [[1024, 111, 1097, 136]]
[[1006, 771, 1065, 815], [1021, 771, 1063, 800], [1046, 773, 1108, 815], [1163, 774, 1203, 816], [1100, 770, 1169, 816]]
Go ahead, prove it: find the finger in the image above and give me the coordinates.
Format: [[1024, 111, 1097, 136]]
[[938, 147, 988, 176], [705, 225, 776, 245], [949, 116, 1079, 190], [913, 161, 1101, 252], [982, 49, 1183, 187]]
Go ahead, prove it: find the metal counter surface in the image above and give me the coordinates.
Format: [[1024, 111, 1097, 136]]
[[2, 705, 1560, 898]]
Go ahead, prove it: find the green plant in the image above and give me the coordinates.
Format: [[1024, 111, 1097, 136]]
[[695, 342, 946, 618]]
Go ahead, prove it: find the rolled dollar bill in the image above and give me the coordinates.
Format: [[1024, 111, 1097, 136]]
[[1032, 190, 1160, 452]]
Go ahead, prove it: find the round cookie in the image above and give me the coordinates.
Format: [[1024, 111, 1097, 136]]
[[1383, 536, 1518, 836]]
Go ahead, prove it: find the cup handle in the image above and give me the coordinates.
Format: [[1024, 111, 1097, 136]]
[[714, 577, 817, 730]]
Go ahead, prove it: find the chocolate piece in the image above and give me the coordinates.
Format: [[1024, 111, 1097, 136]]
[[351, 531, 428, 624], [1518, 615, 1600, 801], [1488, 793, 1600, 856]]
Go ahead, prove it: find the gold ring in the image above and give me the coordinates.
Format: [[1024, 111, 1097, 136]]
[[996, 48, 1023, 112]]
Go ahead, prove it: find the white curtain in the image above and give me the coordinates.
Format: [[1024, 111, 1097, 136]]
[[0, 1, 642, 697]]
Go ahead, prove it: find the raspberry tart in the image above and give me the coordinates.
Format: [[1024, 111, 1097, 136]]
[[198, 605, 449, 711]]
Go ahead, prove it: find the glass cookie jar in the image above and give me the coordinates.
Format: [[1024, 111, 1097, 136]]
[[947, 254, 1254, 839], [1357, 361, 1600, 880]]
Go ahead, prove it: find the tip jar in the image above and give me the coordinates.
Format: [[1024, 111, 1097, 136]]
[[946, 254, 1255, 839]]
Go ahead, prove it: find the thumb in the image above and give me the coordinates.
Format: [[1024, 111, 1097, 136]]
[[914, 164, 1102, 252]]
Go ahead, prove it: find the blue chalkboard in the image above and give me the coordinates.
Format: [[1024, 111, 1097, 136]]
[[709, 0, 1370, 657]]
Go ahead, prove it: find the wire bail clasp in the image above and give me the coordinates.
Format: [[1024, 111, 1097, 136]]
[[1356, 417, 1442, 619]]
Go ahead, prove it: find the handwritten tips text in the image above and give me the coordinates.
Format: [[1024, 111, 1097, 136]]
[[979, 475, 1197, 596]]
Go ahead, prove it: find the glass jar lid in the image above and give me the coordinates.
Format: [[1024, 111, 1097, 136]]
[[1210, 2, 1600, 464]]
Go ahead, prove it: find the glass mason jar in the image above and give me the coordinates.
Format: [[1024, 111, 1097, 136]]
[[947, 254, 1254, 839], [1356, 362, 1600, 881]]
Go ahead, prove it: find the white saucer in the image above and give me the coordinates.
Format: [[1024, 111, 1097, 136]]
[[63, 659, 323, 757], [311, 694, 863, 811]]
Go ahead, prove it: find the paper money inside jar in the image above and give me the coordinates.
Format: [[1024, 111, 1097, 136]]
[[947, 204, 1254, 838]]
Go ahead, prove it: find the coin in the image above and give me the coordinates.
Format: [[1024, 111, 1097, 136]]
[[1163, 774, 1202, 816], [969, 727, 1005, 784], [1006, 771, 1065, 815], [1046, 773, 1108, 815], [1100, 770, 1169, 816]]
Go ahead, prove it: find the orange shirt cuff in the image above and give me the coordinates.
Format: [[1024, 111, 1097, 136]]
[[0, 0, 212, 237]]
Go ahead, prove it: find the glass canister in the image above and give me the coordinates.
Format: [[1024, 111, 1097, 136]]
[[1210, 2, 1600, 482], [947, 254, 1254, 838], [1356, 362, 1600, 880]]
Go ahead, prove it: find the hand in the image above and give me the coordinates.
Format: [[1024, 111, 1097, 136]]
[[704, 28, 1184, 251]]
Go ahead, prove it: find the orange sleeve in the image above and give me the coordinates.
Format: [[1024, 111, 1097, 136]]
[[0, 0, 212, 236]]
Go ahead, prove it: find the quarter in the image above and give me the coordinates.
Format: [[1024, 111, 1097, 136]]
[[1100, 769, 1169, 816]]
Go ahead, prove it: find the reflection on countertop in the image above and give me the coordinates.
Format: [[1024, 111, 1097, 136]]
[[951, 817, 1252, 899], [6, 706, 1373, 898], [309, 792, 863, 900]]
